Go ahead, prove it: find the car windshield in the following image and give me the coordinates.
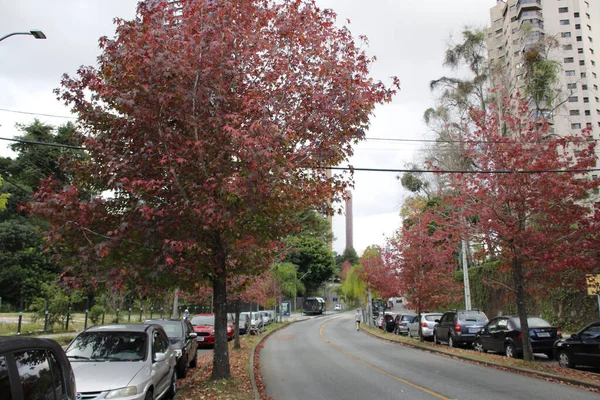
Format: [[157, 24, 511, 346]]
[[67, 331, 146, 362], [191, 315, 215, 326], [511, 317, 551, 329], [152, 321, 183, 338], [458, 311, 487, 322], [401, 315, 415, 321]]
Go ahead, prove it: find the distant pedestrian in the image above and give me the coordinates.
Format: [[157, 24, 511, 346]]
[[355, 309, 362, 331]]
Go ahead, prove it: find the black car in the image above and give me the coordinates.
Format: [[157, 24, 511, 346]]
[[433, 309, 488, 347], [473, 316, 560, 358], [146, 318, 198, 378], [383, 314, 395, 333], [553, 320, 600, 369], [0, 336, 77, 400]]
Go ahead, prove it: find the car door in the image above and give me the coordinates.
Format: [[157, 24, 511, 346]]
[[576, 324, 600, 367], [480, 318, 497, 351], [152, 328, 171, 395], [438, 313, 450, 341], [185, 320, 197, 363], [492, 318, 510, 353]]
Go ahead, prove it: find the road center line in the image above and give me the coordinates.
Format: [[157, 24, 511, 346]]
[[319, 320, 451, 400]]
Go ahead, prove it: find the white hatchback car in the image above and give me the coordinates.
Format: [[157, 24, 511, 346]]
[[334, 304, 342, 311]]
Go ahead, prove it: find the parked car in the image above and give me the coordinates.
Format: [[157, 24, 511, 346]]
[[375, 314, 384, 329], [407, 312, 443, 340], [145, 318, 198, 378], [66, 323, 177, 400], [554, 320, 600, 369], [0, 336, 77, 400], [473, 316, 560, 358], [393, 313, 416, 335], [191, 314, 234, 346], [433, 309, 488, 347], [238, 312, 251, 335], [334, 304, 342, 311], [383, 314, 395, 332]]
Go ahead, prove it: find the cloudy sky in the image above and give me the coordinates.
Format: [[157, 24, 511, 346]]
[[0, 0, 495, 255]]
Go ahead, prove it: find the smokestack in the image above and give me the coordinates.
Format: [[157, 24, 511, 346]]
[[345, 191, 353, 249]]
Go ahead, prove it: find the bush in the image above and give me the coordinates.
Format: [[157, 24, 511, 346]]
[[89, 304, 104, 325]]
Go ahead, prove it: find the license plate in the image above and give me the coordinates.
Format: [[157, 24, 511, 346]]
[[537, 332, 550, 337], [469, 327, 481, 333], [198, 337, 204, 342]]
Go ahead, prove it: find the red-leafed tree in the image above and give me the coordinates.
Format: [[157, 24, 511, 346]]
[[29, 0, 397, 379], [386, 197, 463, 339], [452, 92, 598, 360], [358, 246, 399, 300]]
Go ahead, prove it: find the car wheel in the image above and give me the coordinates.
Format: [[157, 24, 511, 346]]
[[177, 358, 187, 379], [448, 335, 457, 348], [190, 349, 198, 368], [144, 389, 153, 400], [433, 332, 439, 344], [166, 370, 177, 399], [557, 350, 574, 368], [473, 339, 486, 353], [505, 343, 516, 358]]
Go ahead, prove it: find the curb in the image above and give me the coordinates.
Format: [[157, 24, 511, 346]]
[[360, 327, 600, 391], [251, 318, 311, 400]]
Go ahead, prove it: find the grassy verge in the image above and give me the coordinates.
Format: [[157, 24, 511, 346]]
[[178, 322, 286, 400], [362, 325, 600, 390]]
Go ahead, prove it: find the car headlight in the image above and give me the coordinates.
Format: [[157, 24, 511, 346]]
[[175, 349, 182, 358], [106, 386, 137, 399], [211, 329, 215, 334]]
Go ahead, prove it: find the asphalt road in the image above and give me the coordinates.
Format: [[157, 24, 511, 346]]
[[260, 313, 598, 400]]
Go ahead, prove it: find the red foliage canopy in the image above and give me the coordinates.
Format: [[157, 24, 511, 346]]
[[358, 247, 399, 300], [29, 0, 398, 379]]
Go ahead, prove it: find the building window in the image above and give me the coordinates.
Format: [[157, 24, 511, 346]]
[[566, 70, 576, 76], [574, 12, 580, 17], [589, 36, 593, 42], [577, 36, 583, 42], [560, 20, 571, 25], [596, 97, 600, 102], [569, 96, 579, 102], [564, 44, 573, 50], [568, 83, 577, 89], [572, 123, 582, 129], [582, 84, 588, 90], [588, 25, 592, 31], [586, 13, 591, 19], [559, 7, 569, 13], [580, 60, 586, 65], [595, 85, 599, 90], [578, 48, 584, 53], [561, 32, 572, 38], [591, 48, 595, 54], [593, 72, 598, 78], [565, 57, 575, 63], [597, 110, 600, 115], [592, 60, 596, 66], [587, 122, 593, 129], [570, 109, 580, 115], [585, 110, 591, 116], [582, 72, 587, 78], [583, 97, 590, 103], [576, 24, 581, 29]]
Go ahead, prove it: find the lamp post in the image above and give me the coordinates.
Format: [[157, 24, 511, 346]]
[[0, 30, 46, 42], [294, 271, 311, 312]]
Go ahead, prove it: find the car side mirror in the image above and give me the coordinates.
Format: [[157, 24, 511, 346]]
[[154, 352, 166, 363], [189, 332, 197, 339], [571, 333, 578, 339]]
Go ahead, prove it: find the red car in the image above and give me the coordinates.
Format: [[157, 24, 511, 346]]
[[190, 314, 234, 346]]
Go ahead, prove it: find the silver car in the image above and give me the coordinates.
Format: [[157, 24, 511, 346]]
[[66, 324, 177, 400], [408, 312, 443, 340]]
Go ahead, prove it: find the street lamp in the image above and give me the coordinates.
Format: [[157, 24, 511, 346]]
[[294, 271, 311, 312], [0, 30, 46, 42]]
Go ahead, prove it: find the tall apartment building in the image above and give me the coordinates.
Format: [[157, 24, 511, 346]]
[[487, 0, 600, 166]]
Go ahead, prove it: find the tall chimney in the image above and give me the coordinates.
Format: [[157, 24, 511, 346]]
[[345, 191, 353, 249]]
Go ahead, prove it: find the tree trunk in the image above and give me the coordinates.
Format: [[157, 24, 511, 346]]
[[233, 300, 241, 349], [512, 253, 533, 361], [211, 260, 231, 380]]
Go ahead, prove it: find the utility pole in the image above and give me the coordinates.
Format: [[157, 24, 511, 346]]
[[462, 239, 471, 310], [172, 288, 179, 318]]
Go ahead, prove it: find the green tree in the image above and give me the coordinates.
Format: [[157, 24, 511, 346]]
[[284, 236, 336, 293], [335, 246, 359, 268], [274, 262, 305, 299], [341, 266, 366, 306], [29, 281, 84, 330]]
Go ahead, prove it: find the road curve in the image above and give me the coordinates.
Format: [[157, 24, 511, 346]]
[[260, 313, 598, 400]]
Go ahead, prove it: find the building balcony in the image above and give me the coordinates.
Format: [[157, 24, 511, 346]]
[[517, 0, 542, 18]]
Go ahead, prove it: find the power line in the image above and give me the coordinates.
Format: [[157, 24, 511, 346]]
[[0, 108, 77, 119], [0, 137, 83, 150], [327, 166, 600, 174]]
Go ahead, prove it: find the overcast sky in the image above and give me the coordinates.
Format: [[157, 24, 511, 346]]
[[0, 0, 496, 256]]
